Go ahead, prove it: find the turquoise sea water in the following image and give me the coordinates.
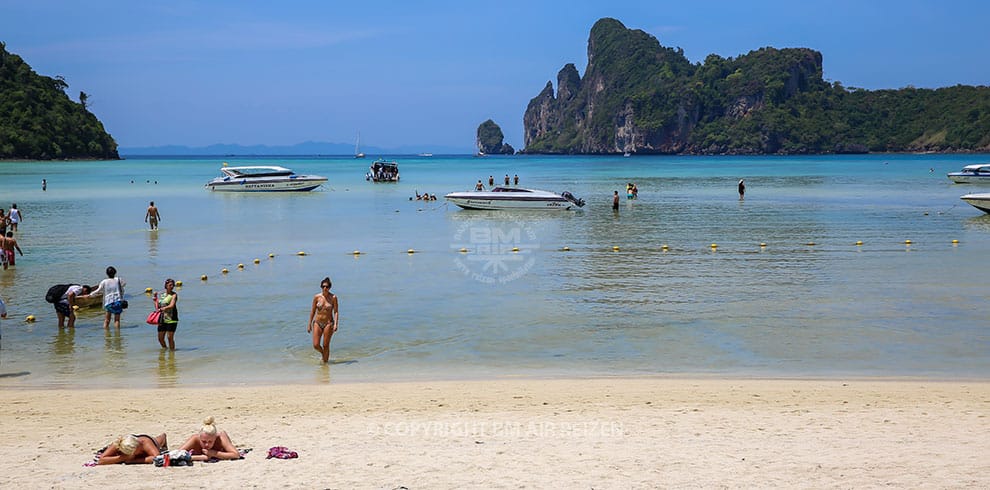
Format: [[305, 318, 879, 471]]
[[1, 153, 989, 388]]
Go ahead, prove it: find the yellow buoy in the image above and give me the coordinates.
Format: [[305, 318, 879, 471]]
[[512, 247, 520, 252], [612, 246, 620, 251], [201, 275, 208, 281], [562, 246, 570, 251], [25, 315, 36, 323], [952, 239, 959, 244], [237, 263, 245, 269], [459, 248, 468, 253], [269, 253, 275, 258], [407, 249, 416, 254], [806, 242, 815, 246], [855, 241, 863, 246], [904, 239, 912, 245], [253, 258, 260, 264], [221, 268, 229, 274], [145, 287, 153, 293], [297, 251, 307, 256], [759, 243, 766, 248], [661, 244, 669, 250], [175, 280, 183, 287], [710, 243, 718, 248], [352, 250, 362, 255]]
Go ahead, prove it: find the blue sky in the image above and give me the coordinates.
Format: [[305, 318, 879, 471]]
[[2, 0, 988, 152]]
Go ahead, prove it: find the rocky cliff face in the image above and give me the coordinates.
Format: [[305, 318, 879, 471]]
[[476, 119, 515, 154], [521, 18, 826, 154]]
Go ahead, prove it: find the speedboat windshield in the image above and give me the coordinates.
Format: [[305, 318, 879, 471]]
[[222, 166, 294, 178]]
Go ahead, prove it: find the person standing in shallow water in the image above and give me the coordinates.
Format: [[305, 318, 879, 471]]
[[612, 190, 620, 211], [8, 204, 22, 232], [145, 201, 161, 230], [738, 179, 745, 199], [308, 277, 339, 364], [157, 279, 179, 350], [84, 266, 126, 329]]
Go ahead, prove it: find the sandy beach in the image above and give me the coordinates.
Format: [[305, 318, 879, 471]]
[[1, 377, 988, 488]]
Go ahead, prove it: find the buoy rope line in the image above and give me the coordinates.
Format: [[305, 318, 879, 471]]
[[14, 239, 962, 322]]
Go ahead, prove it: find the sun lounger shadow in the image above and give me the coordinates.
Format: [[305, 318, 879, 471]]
[[0, 371, 31, 378]]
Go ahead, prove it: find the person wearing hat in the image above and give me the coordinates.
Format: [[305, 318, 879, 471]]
[[738, 179, 746, 199]]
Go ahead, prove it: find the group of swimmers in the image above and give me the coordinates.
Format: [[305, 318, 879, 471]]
[[412, 192, 437, 201], [626, 183, 639, 199], [98, 416, 239, 465]]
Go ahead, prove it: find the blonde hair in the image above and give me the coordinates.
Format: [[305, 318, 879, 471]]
[[200, 416, 218, 436], [114, 434, 140, 456]]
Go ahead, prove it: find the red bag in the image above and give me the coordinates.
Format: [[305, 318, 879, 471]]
[[146, 310, 162, 325]]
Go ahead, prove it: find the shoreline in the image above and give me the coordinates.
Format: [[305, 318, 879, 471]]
[[3, 376, 988, 488], [5, 370, 990, 392]]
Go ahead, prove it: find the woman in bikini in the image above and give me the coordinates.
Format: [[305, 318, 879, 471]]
[[307, 276, 339, 363], [97, 433, 167, 464], [178, 416, 240, 461]]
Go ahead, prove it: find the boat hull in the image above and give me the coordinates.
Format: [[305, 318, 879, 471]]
[[445, 187, 584, 210], [961, 193, 990, 213], [948, 174, 990, 184], [446, 197, 574, 210], [205, 177, 327, 192]]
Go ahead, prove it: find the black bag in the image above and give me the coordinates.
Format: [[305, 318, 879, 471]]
[[116, 278, 128, 309], [45, 284, 72, 303]]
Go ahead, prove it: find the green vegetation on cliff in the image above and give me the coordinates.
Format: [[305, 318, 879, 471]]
[[0, 42, 119, 160], [476, 119, 515, 154], [523, 18, 990, 154]]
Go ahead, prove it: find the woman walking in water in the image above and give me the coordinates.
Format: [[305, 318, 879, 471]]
[[157, 278, 179, 350], [307, 277, 338, 363]]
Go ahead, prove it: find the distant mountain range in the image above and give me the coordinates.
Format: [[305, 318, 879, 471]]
[[119, 141, 473, 156]]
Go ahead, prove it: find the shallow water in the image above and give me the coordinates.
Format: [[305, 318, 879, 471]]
[[1, 154, 989, 388]]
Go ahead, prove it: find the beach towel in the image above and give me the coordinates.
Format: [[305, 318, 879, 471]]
[[266, 446, 298, 459]]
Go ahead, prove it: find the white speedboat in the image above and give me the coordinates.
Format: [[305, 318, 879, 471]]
[[366, 159, 399, 182], [947, 164, 990, 183], [960, 193, 990, 213], [445, 187, 585, 210], [205, 165, 327, 192]]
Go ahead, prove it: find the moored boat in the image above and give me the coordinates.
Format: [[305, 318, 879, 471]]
[[960, 193, 990, 213], [366, 159, 399, 182], [947, 164, 990, 183], [445, 187, 585, 210], [204, 165, 327, 192]]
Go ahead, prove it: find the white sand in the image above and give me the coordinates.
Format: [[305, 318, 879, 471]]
[[1, 377, 988, 488]]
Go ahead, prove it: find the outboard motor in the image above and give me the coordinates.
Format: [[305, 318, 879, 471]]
[[561, 191, 586, 208]]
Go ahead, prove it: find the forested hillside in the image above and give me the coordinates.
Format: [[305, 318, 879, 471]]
[[523, 18, 990, 155], [0, 42, 119, 160]]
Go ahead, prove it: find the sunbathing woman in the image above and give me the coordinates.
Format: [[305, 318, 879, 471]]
[[178, 416, 240, 461], [97, 433, 167, 465], [307, 276, 339, 363]]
